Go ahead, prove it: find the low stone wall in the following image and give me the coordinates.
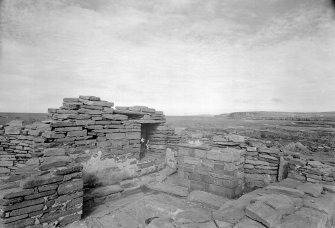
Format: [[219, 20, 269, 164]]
[[0, 149, 84, 228], [244, 146, 281, 190], [285, 152, 335, 185], [0, 121, 51, 177], [175, 144, 245, 198]]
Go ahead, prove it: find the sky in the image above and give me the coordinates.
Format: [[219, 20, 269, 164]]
[[0, 0, 335, 115]]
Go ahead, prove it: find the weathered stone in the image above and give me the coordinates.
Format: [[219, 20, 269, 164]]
[[0, 197, 23, 206], [2, 197, 45, 212], [90, 185, 123, 197], [58, 179, 83, 195], [0, 161, 13, 167], [213, 206, 245, 224], [38, 184, 59, 192], [39, 160, 70, 171], [52, 164, 83, 175], [175, 207, 212, 224], [245, 201, 282, 227], [55, 191, 83, 204], [79, 95, 100, 101], [234, 217, 266, 228], [24, 189, 56, 200], [1, 213, 28, 224], [20, 174, 63, 189], [245, 160, 269, 166], [265, 185, 304, 198], [303, 193, 335, 214], [9, 203, 44, 217], [189, 190, 229, 209], [0, 188, 35, 199], [42, 148, 66, 157], [146, 183, 188, 197], [297, 182, 323, 197], [1, 217, 34, 228]]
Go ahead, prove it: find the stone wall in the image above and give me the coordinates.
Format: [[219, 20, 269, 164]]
[[0, 96, 178, 187], [0, 121, 51, 178], [172, 133, 284, 197], [174, 144, 245, 198], [0, 148, 83, 228], [285, 151, 335, 185]]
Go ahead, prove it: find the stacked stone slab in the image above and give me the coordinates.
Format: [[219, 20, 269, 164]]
[[244, 147, 281, 190], [167, 127, 181, 146], [115, 106, 166, 122], [147, 124, 169, 153], [0, 121, 50, 177], [175, 144, 245, 198], [0, 148, 83, 228], [46, 96, 144, 158], [212, 134, 281, 191], [285, 153, 335, 185]]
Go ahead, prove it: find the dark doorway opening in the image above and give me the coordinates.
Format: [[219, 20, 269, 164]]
[[140, 124, 153, 159]]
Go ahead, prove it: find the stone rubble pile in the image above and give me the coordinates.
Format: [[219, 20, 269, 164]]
[[0, 148, 83, 228]]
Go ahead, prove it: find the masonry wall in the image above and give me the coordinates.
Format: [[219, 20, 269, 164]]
[[0, 121, 51, 178], [0, 96, 177, 186], [0, 148, 83, 228], [284, 152, 335, 184], [174, 144, 245, 198]]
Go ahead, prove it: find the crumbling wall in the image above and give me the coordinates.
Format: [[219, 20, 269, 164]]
[[0, 148, 83, 228]]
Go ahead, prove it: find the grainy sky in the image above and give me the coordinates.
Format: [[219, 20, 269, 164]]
[[0, 0, 335, 115]]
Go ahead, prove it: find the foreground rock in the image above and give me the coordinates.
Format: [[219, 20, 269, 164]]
[[189, 190, 229, 209]]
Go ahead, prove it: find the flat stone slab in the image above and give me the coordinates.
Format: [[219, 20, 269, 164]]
[[234, 217, 266, 228], [146, 183, 188, 197], [90, 185, 124, 197], [174, 207, 212, 224], [297, 182, 323, 197], [189, 190, 229, 209], [323, 184, 335, 193], [265, 185, 304, 198]]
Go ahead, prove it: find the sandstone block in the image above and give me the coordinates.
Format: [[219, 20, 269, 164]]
[[9, 203, 44, 217], [2, 197, 45, 212], [79, 95, 100, 101], [55, 192, 83, 206], [297, 182, 323, 197], [20, 174, 63, 189], [0, 161, 13, 167], [106, 133, 126, 140], [42, 148, 66, 157], [90, 185, 123, 197], [58, 179, 83, 195], [24, 189, 56, 200], [67, 130, 87, 137], [1, 188, 35, 199], [207, 149, 221, 160]]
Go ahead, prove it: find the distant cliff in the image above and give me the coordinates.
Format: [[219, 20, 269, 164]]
[[216, 111, 335, 121]]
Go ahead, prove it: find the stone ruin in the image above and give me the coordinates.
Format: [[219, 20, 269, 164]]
[[0, 96, 334, 228], [0, 96, 180, 227]]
